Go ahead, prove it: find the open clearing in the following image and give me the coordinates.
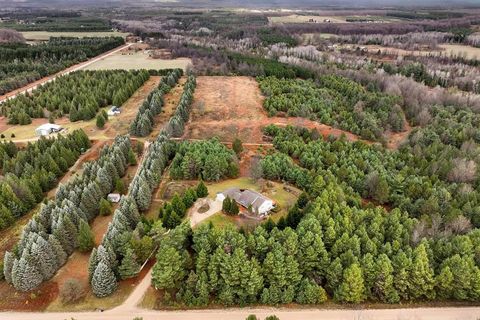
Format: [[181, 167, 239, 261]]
[[268, 15, 348, 23], [84, 50, 192, 71], [21, 31, 130, 41], [345, 44, 480, 60], [184, 76, 368, 144]]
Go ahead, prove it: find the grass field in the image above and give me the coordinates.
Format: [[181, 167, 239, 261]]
[[21, 31, 130, 41], [268, 15, 348, 24], [345, 44, 480, 60], [84, 51, 192, 71]]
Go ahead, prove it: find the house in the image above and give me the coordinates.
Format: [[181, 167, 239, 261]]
[[35, 123, 63, 136], [107, 106, 121, 116], [107, 193, 121, 203], [216, 188, 275, 216]]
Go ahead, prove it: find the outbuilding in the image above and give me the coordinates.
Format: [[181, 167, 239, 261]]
[[107, 106, 121, 116], [107, 193, 121, 203], [35, 123, 63, 136]]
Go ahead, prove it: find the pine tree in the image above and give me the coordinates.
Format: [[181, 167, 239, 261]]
[[436, 265, 454, 300], [78, 220, 95, 252], [373, 254, 399, 303], [334, 263, 366, 303], [222, 197, 232, 214], [91, 261, 118, 297], [196, 181, 208, 198], [48, 234, 67, 268], [99, 198, 113, 216], [88, 247, 98, 282], [119, 248, 141, 280], [152, 245, 187, 290], [135, 179, 152, 211], [128, 149, 137, 166], [96, 113, 106, 129], [408, 243, 435, 300], [232, 138, 243, 157]]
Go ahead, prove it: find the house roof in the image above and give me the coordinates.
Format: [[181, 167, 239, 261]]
[[36, 123, 61, 131], [220, 188, 273, 212]]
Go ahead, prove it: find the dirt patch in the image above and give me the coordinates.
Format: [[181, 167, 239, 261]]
[[184, 76, 370, 145], [0, 281, 58, 311], [183, 76, 415, 150], [386, 115, 413, 150], [104, 76, 162, 138]]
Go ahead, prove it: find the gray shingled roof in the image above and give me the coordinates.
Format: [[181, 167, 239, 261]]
[[221, 188, 272, 212]]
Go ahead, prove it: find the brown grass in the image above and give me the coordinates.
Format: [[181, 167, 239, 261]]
[[184, 76, 367, 144]]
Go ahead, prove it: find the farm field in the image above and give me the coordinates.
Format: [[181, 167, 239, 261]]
[[21, 31, 130, 41], [344, 43, 480, 60], [84, 50, 192, 71], [268, 15, 348, 23]]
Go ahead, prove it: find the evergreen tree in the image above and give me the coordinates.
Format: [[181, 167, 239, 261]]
[[96, 113, 106, 129], [196, 181, 208, 198], [99, 198, 113, 216], [334, 263, 366, 303], [119, 248, 141, 280], [408, 244, 435, 300], [91, 261, 118, 298], [78, 220, 95, 252], [232, 138, 243, 157], [152, 245, 187, 290]]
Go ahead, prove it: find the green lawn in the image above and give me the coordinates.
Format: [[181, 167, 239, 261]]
[[203, 177, 300, 227]]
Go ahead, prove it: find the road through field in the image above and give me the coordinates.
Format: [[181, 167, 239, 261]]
[[0, 43, 133, 103]]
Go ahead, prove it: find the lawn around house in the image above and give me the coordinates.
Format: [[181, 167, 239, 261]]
[[200, 177, 300, 228]]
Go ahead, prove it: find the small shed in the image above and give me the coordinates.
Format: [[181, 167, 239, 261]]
[[35, 123, 63, 136], [107, 193, 121, 203], [107, 106, 121, 116]]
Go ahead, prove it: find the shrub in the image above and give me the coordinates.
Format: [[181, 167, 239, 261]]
[[60, 278, 85, 304]]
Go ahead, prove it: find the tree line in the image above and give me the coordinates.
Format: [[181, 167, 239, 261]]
[[0, 130, 90, 230], [3, 135, 134, 291], [88, 76, 198, 297], [130, 69, 182, 137], [1, 70, 149, 124], [258, 75, 403, 142], [0, 37, 124, 96], [262, 124, 479, 234]]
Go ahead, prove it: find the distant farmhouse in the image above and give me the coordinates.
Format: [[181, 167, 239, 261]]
[[216, 188, 275, 216]]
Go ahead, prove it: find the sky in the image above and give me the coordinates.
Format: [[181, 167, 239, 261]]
[[1, 0, 480, 7]]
